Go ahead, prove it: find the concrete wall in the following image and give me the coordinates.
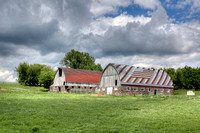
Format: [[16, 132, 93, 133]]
[[100, 65, 120, 88], [99, 86, 173, 96], [50, 82, 99, 93]]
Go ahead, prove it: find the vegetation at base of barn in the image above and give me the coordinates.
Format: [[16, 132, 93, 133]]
[[164, 66, 200, 90], [1, 83, 200, 132], [15, 62, 55, 88], [60, 49, 103, 71]]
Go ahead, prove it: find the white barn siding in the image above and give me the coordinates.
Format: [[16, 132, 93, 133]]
[[100, 65, 120, 87], [52, 70, 65, 86]]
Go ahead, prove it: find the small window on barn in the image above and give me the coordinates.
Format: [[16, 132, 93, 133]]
[[63, 82, 65, 85], [72, 86, 74, 88], [140, 88, 145, 91], [90, 87, 93, 89], [59, 69, 62, 77], [65, 86, 68, 89], [84, 86, 86, 89], [78, 86, 80, 88], [126, 87, 131, 91], [134, 88, 138, 91], [148, 88, 151, 92], [115, 80, 117, 86], [167, 89, 170, 93]]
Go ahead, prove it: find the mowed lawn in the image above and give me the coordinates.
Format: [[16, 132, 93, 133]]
[[1, 83, 200, 132]]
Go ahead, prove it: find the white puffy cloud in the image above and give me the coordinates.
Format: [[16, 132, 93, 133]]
[[0, 70, 17, 83], [90, 0, 132, 17]]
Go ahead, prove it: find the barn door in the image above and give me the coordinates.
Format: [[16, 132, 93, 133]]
[[154, 89, 157, 95], [107, 87, 113, 95]]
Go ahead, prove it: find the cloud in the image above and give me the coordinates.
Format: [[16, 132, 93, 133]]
[[79, 6, 200, 58], [134, 0, 160, 9], [90, 0, 132, 17], [0, 69, 17, 83]]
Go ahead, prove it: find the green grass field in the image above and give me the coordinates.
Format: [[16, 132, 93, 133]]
[[1, 83, 200, 132]]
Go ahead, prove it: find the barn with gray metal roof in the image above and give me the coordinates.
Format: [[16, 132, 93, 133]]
[[99, 63, 174, 95]]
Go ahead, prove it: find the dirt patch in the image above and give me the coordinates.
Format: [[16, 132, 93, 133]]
[[89, 94, 107, 97], [0, 88, 7, 90]]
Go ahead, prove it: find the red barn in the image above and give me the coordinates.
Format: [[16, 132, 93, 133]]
[[49, 67, 102, 93]]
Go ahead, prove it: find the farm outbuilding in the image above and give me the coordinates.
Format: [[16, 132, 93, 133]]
[[99, 63, 174, 96], [49, 67, 102, 93]]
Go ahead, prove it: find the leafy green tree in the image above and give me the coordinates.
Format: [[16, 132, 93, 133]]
[[60, 49, 103, 71], [26, 64, 46, 86], [16, 63, 55, 88], [193, 67, 200, 90], [38, 66, 55, 88], [15, 62, 29, 85]]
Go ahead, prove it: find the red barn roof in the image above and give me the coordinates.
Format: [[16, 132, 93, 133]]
[[59, 67, 102, 84]]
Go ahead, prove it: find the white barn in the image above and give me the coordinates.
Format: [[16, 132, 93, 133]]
[[99, 63, 174, 95]]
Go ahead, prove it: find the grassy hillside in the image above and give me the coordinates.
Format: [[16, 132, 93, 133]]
[[1, 83, 200, 132]]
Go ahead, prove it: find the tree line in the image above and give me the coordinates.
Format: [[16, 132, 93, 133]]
[[164, 66, 200, 90], [15, 49, 200, 90]]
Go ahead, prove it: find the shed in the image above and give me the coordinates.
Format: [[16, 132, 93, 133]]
[[99, 63, 174, 95], [49, 67, 102, 93]]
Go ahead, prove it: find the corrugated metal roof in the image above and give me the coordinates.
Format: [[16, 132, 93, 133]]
[[59, 67, 102, 84], [109, 63, 174, 88]]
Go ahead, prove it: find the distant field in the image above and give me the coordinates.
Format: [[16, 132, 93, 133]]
[[1, 83, 200, 132]]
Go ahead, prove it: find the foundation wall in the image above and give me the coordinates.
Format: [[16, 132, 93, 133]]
[[99, 86, 173, 96]]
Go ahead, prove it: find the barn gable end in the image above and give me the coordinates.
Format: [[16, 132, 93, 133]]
[[100, 65, 120, 88]]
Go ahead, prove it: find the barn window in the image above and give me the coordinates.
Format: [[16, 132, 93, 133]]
[[59, 69, 62, 77], [58, 87, 61, 92], [72, 86, 74, 88], [115, 80, 117, 86], [78, 86, 80, 88], [140, 88, 145, 91], [63, 82, 65, 85], [90, 87, 93, 89], [84, 87, 86, 89], [167, 89, 170, 93], [126, 87, 131, 91], [134, 88, 138, 91], [148, 88, 151, 92], [65, 86, 68, 89]]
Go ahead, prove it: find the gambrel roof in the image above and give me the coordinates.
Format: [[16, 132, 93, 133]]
[[59, 67, 102, 84], [109, 63, 173, 88]]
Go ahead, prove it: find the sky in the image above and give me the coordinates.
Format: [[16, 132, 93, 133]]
[[0, 0, 200, 83]]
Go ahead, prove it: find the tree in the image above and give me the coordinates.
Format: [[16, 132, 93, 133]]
[[15, 62, 29, 85], [16, 63, 55, 88], [60, 49, 103, 71], [38, 66, 55, 88], [26, 64, 46, 86]]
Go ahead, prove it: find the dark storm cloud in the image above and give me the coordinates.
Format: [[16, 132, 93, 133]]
[[0, 20, 58, 44], [0, 0, 93, 57]]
